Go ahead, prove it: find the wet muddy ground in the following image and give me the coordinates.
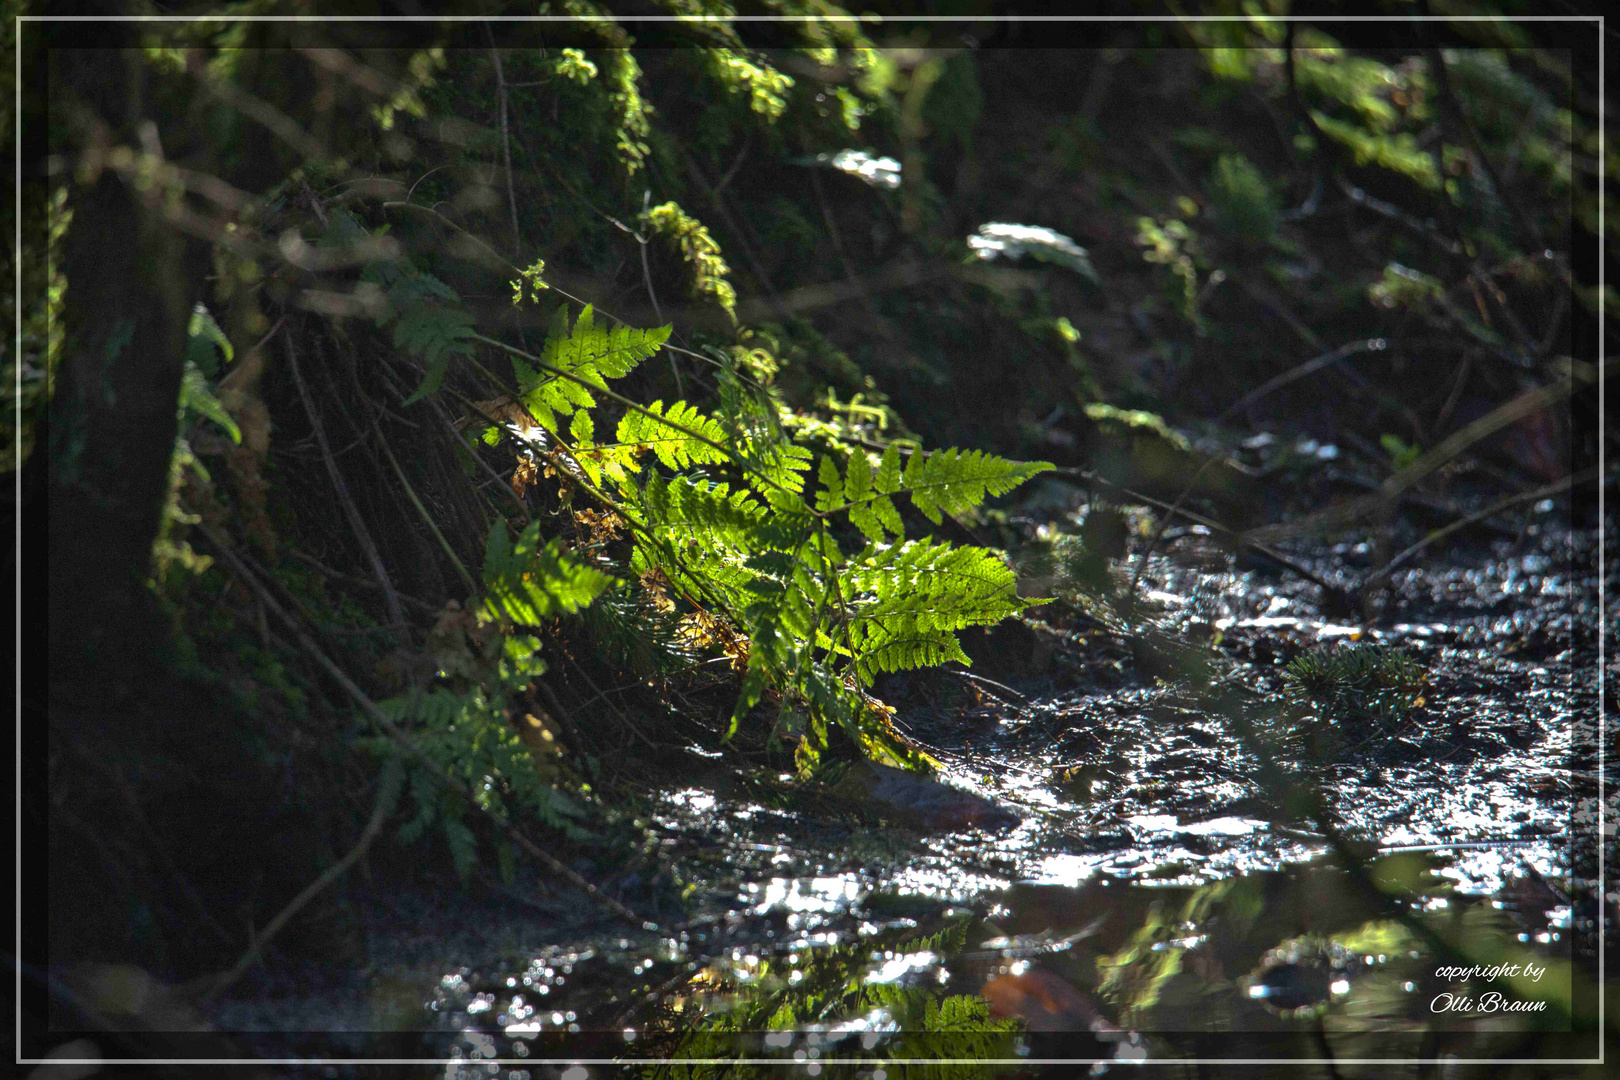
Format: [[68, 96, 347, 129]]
[[202, 477, 1608, 1076]]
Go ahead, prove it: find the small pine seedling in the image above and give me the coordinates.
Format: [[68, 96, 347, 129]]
[[1282, 643, 1426, 728]]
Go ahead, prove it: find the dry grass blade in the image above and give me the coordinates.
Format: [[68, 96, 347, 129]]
[[200, 529, 647, 929], [373, 419, 480, 597], [1367, 466, 1598, 585], [1246, 366, 1595, 544], [284, 332, 408, 632], [1050, 466, 1347, 601]]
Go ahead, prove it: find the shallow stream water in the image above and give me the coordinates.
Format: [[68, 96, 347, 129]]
[[206, 492, 1607, 1076]]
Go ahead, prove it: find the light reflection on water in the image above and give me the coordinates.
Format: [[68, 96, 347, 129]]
[[751, 876, 863, 915], [391, 525, 1586, 1075], [416, 848, 1574, 1079]]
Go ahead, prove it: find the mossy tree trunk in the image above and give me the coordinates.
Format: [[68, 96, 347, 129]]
[[47, 46, 206, 694]]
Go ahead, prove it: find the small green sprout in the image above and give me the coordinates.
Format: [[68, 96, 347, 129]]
[[1283, 643, 1426, 728], [511, 258, 549, 306]]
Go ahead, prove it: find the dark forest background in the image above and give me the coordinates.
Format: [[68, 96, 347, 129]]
[[5, 0, 1609, 1067]]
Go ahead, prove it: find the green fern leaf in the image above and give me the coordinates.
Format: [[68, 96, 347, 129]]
[[814, 454, 845, 512], [875, 444, 903, 494], [569, 409, 595, 445], [359, 258, 477, 403], [513, 306, 670, 435], [841, 540, 1028, 683], [857, 631, 972, 680], [636, 474, 778, 547], [822, 446, 1048, 536], [178, 360, 241, 444], [900, 447, 1053, 523], [482, 520, 613, 626], [185, 303, 234, 378], [537, 305, 671, 389], [712, 364, 813, 495], [616, 400, 731, 471], [843, 450, 879, 540]]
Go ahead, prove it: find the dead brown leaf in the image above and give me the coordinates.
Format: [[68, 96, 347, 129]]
[[574, 507, 624, 544], [511, 456, 539, 498], [470, 396, 539, 431], [677, 607, 749, 670]]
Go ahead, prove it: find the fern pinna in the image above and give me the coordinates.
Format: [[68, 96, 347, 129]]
[[321, 209, 479, 404], [362, 232, 1051, 775], [355, 516, 613, 880]]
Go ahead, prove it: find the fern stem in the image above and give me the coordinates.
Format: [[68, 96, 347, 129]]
[[557, 652, 656, 750], [1367, 465, 1596, 585], [373, 421, 480, 597], [830, 554, 863, 690]]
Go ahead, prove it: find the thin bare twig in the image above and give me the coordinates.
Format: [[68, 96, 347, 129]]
[[300, 178, 328, 228], [199, 531, 647, 928], [422, 391, 532, 526], [284, 331, 409, 632], [1433, 351, 1473, 436], [1336, 176, 1464, 258], [712, 134, 752, 195], [1233, 269, 1328, 354], [485, 29, 523, 258], [286, 549, 440, 616], [196, 772, 397, 1002], [1248, 366, 1594, 544], [1128, 339, 1385, 596], [559, 653, 657, 750], [680, 148, 787, 316], [405, 165, 451, 206], [632, 188, 678, 395], [378, 197, 753, 384], [542, 156, 639, 238], [535, 163, 672, 389], [638, 233, 665, 327], [733, 260, 951, 324], [1367, 467, 1598, 585], [808, 164, 872, 309], [373, 418, 480, 596], [1425, 46, 1543, 254], [1217, 339, 1385, 427], [1049, 466, 1348, 600], [945, 668, 1033, 709]]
